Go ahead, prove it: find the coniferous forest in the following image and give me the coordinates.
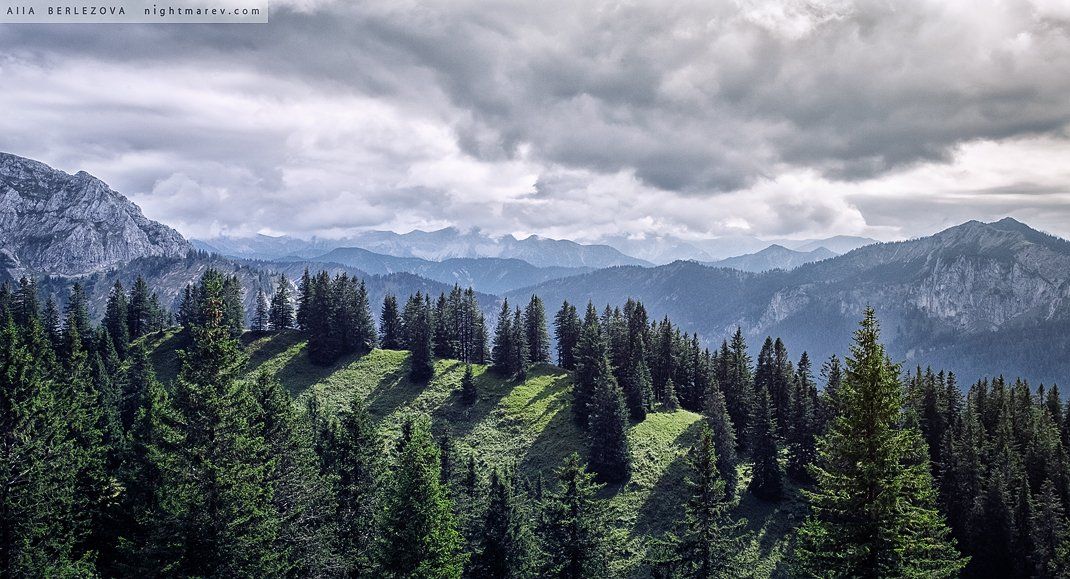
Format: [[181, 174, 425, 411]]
[[1, 268, 1068, 578]]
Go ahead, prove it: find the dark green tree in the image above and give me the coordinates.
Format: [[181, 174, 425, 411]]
[[461, 364, 478, 406], [538, 453, 615, 579], [269, 274, 295, 331], [795, 308, 966, 578], [471, 468, 536, 579], [747, 386, 783, 501], [523, 295, 550, 365], [379, 416, 466, 578], [380, 294, 403, 349], [104, 280, 130, 356], [587, 371, 632, 483], [552, 301, 581, 370], [252, 287, 270, 333]]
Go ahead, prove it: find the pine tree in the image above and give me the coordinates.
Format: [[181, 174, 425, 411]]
[[461, 364, 478, 406], [510, 306, 530, 379], [675, 422, 749, 578], [471, 468, 536, 579], [63, 282, 92, 348], [249, 372, 338, 576], [572, 302, 605, 428], [380, 294, 403, 349], [42, 295, 63, 353], [539, 453, 615, 578], [661, 377, 680, 411], [252, 287, 270, 333], [492, 300, 514, 375], [747, 386, 783, 501], [718, 329, 753, 449], [268, 274, 295, 331], [296, 268, 312, 332], [408, 295, 435, 382], [1030, 478, 1065, 578], [127, 276, 154, 340], [523, 295, 550, 365], [104, 280, 131, 356], [379, 416, 466, 578], [0, 318, 90, 576], [703, 381, 739, 497], [332, 393, 382, 576], [795, 308, 966, 578], [147, 272, 282, 576], [552, 301, 581, 370], [787, 352, 819, 483], [620, 334, 654, 421], [587, 371, 632, 483]]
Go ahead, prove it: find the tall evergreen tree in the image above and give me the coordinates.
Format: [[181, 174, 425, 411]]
[[268, 274, 295, 331], [795, 308, 966, 578], [510, 306, 530, 379], [523, 295, 550, 365], [538, 453, 615, 579], [787, 352, 819, 483], [552, 301, 581, 370], [332, 394, 382, 576], [587, 370, 632, 483], [718, 329, 753, 449], [461, 364, 478, 406], [0, 319, 90, 576], [380, 294, 403, 349], [147, 272, 282, 576], [703, 381, 739, 497], [104, 280, 131, 356], [379, 416, 466, 578], [471, 468, 536, 579], [252, 287, 270, 333], [127, 276, 154, 340], [249, 372, 338, 576], [747, 386, 783, 501], [675, 422, 749, 578], [492, 300, 514, 375], [296, 268, 312, 332], [408, 294, 435, 382], [572, 302, 605, 428]]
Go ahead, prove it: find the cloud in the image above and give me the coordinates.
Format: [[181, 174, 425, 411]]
[[0, 0, 1069, 242]]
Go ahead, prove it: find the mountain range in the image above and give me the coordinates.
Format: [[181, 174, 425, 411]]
[[1, 151, 1067, 385]]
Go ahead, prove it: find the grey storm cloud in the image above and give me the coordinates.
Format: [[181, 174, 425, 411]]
[[1, 0, 1070, 241]]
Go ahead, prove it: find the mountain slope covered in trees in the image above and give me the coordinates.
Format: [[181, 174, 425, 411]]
[[509, 218, 1070, 385]]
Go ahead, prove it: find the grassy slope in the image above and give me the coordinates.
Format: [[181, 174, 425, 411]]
[[145, 329, 798, 577]]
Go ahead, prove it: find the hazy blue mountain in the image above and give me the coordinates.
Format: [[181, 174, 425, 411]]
[[787, 235, 876, 254], [0, 152, 190, 277], [509, 218, 1070, 385], [196, 227, 648, 269], [705, 245, 838, 272], [311, 246, 591, 294]]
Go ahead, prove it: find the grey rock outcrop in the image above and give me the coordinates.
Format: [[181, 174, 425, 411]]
[[0, 152, 190, 277]]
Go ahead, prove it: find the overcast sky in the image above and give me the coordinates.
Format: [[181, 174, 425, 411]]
[[3, 0, 1070, 242]]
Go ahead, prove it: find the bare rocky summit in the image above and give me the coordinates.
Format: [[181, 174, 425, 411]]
[[0, 152, 190, 277]]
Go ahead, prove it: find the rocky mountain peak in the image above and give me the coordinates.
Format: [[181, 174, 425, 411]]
[[0, 152, 191, 277]]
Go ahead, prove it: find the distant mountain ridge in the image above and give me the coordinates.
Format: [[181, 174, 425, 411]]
[[508, 218, 1070, 385], [0, 152, 190, 277], [705, 244, 838, 272], [196, 228, 649, 269], [311, 247, 591, 295]]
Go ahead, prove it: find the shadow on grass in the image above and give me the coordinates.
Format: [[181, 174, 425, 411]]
[[633, 419, 704, 537], [243, 330, 302, 374], [519, 392, 586, 478], [277, 345, 370, 397]]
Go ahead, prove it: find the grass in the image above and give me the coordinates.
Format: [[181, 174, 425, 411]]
[[145, 329, 798, 577]]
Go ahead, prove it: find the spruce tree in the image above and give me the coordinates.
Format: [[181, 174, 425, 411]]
[[620, 334, 654, 421], [703, 381, 739, 497], [747, 386, 783, 501], [380, 294, 403, 349], [587, 371, 632, 483], [127, 276, 154, 340], [675, 422, 749, 578], [787, 352, 818, 483], [552, 301, 581, 370], [252, 287, 270, 333], [510, 306, 530, 379], [379, 416, 466, 578], [296, 268, 312, 332], [472, 468, 536, 579], [539, 453, 615, 578], [249, 372, 338, 575], [408, 295, 435, 382], [492, 300, 514, 375], [147, 272, 282, 576], [718, 328, 753, 449], [0, 318, 89, 576], [572, 302, 605, 428], [268, 274, 295, 331], [461, 364, 478, 406], [104, 280, 130, 356], [795, 308, 966, 577], [523, 295, 550, 365], [332, 394, 382, 576]]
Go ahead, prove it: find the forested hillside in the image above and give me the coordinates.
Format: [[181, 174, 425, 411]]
[[3, 267, 1067, 577]]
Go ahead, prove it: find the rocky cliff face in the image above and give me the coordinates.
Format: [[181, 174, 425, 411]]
[[0, 152, 190, 277]]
